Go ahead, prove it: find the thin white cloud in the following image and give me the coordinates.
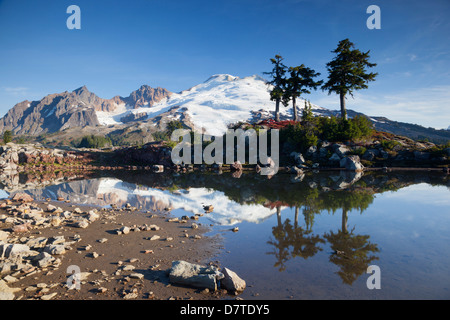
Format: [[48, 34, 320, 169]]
[[314, 85, 450, 129], [2, 86, 29, 96], [408, 54, 417, 61]]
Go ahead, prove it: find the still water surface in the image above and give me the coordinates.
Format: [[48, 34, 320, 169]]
[[2, 170, 449, 299]]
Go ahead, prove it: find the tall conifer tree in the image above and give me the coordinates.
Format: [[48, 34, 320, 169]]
[[264, 55, 287, 122], [283, 65, 322, 122], [322, 39, 377, 120]]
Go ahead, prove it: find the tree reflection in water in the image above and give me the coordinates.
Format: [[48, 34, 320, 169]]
[[267, 206, 325, 272], [267, 189, 380, 284]]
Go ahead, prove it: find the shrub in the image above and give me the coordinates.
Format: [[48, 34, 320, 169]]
[[379, 140, 401, 151], [280, 123, 318, 152], [166, 120, 183, 136], [318, 115, 373, 142], [78, 135, 112, 148]]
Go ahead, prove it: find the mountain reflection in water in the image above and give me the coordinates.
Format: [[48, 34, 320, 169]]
[[1, 169, 449, 298]]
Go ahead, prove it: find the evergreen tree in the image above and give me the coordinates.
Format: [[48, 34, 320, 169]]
[[264, 55, 287, 122], [282, 65, 322, 122], [322, 39, 377, 120], [3, 130, 13, 143]]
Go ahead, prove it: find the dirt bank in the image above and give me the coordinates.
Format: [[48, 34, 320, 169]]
[[0, 198, 229, 300]]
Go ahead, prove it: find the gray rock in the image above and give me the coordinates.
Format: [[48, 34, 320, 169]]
[[120, 226, 130, 234], [306, 145, 317, 157], [340, 155, 364, 172], [31, 252, 56, 268], [44, 244, 66, 255], [0, 231, 9, 242], [168, 260, 223, 291], [221, 267, 246, 292], [74, 219, 89, 229], [329, 153, 341, 162], [25, 237, 48, 249], [290, 152, 305, 165], [50, 236, 65, 245], [333, 144, 350, 158], [86, 210, 99, 222], [0, 279, 19, 300], [1, 243, 31, 259]]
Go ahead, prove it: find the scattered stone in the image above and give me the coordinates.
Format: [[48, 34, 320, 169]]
[[221, 267, 246, 292], [86, 211, 99, 222], [123, 292, 138, 300], [11, 193, 34, 202], [12, 223, 32, 233], [96, 287, 107, 294], [0, 230, 10, 241], [0, 279, 20, 300], [31, 252, 55, 268], [74, 220, 89, 229], [122, 265, 135, 271], [73, 207, 83, 214], [40, 292, 57, 300], [44, 244, 66, 255], [46, 204, 57, 212], [149, 235, 160, 241], [119, 226, 130, 235], [130, 273, 144, 280]]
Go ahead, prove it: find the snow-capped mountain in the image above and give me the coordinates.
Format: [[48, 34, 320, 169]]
[[0, 74, 449, 143], [96, 74, 325, 136]]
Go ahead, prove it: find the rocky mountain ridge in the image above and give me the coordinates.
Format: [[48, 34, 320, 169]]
[[0, 85, 171, 135]]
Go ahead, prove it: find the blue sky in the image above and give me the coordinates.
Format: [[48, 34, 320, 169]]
[[0, 0, 449, 129]]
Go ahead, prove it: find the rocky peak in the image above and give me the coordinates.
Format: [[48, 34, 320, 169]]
[[125, 85, 171, 108]]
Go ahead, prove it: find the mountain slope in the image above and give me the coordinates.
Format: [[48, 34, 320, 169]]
[[96, 74, 325, 136], [0, 85, 171, 135]]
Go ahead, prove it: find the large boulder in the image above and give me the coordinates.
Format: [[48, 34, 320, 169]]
[[333, 144, 350, 158], [168, 260, 224, 291], [340, 155, 364, 172]]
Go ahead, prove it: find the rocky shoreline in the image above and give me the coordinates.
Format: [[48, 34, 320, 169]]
[[0, 140, 448, 178], [0, 194, 246, 300]]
